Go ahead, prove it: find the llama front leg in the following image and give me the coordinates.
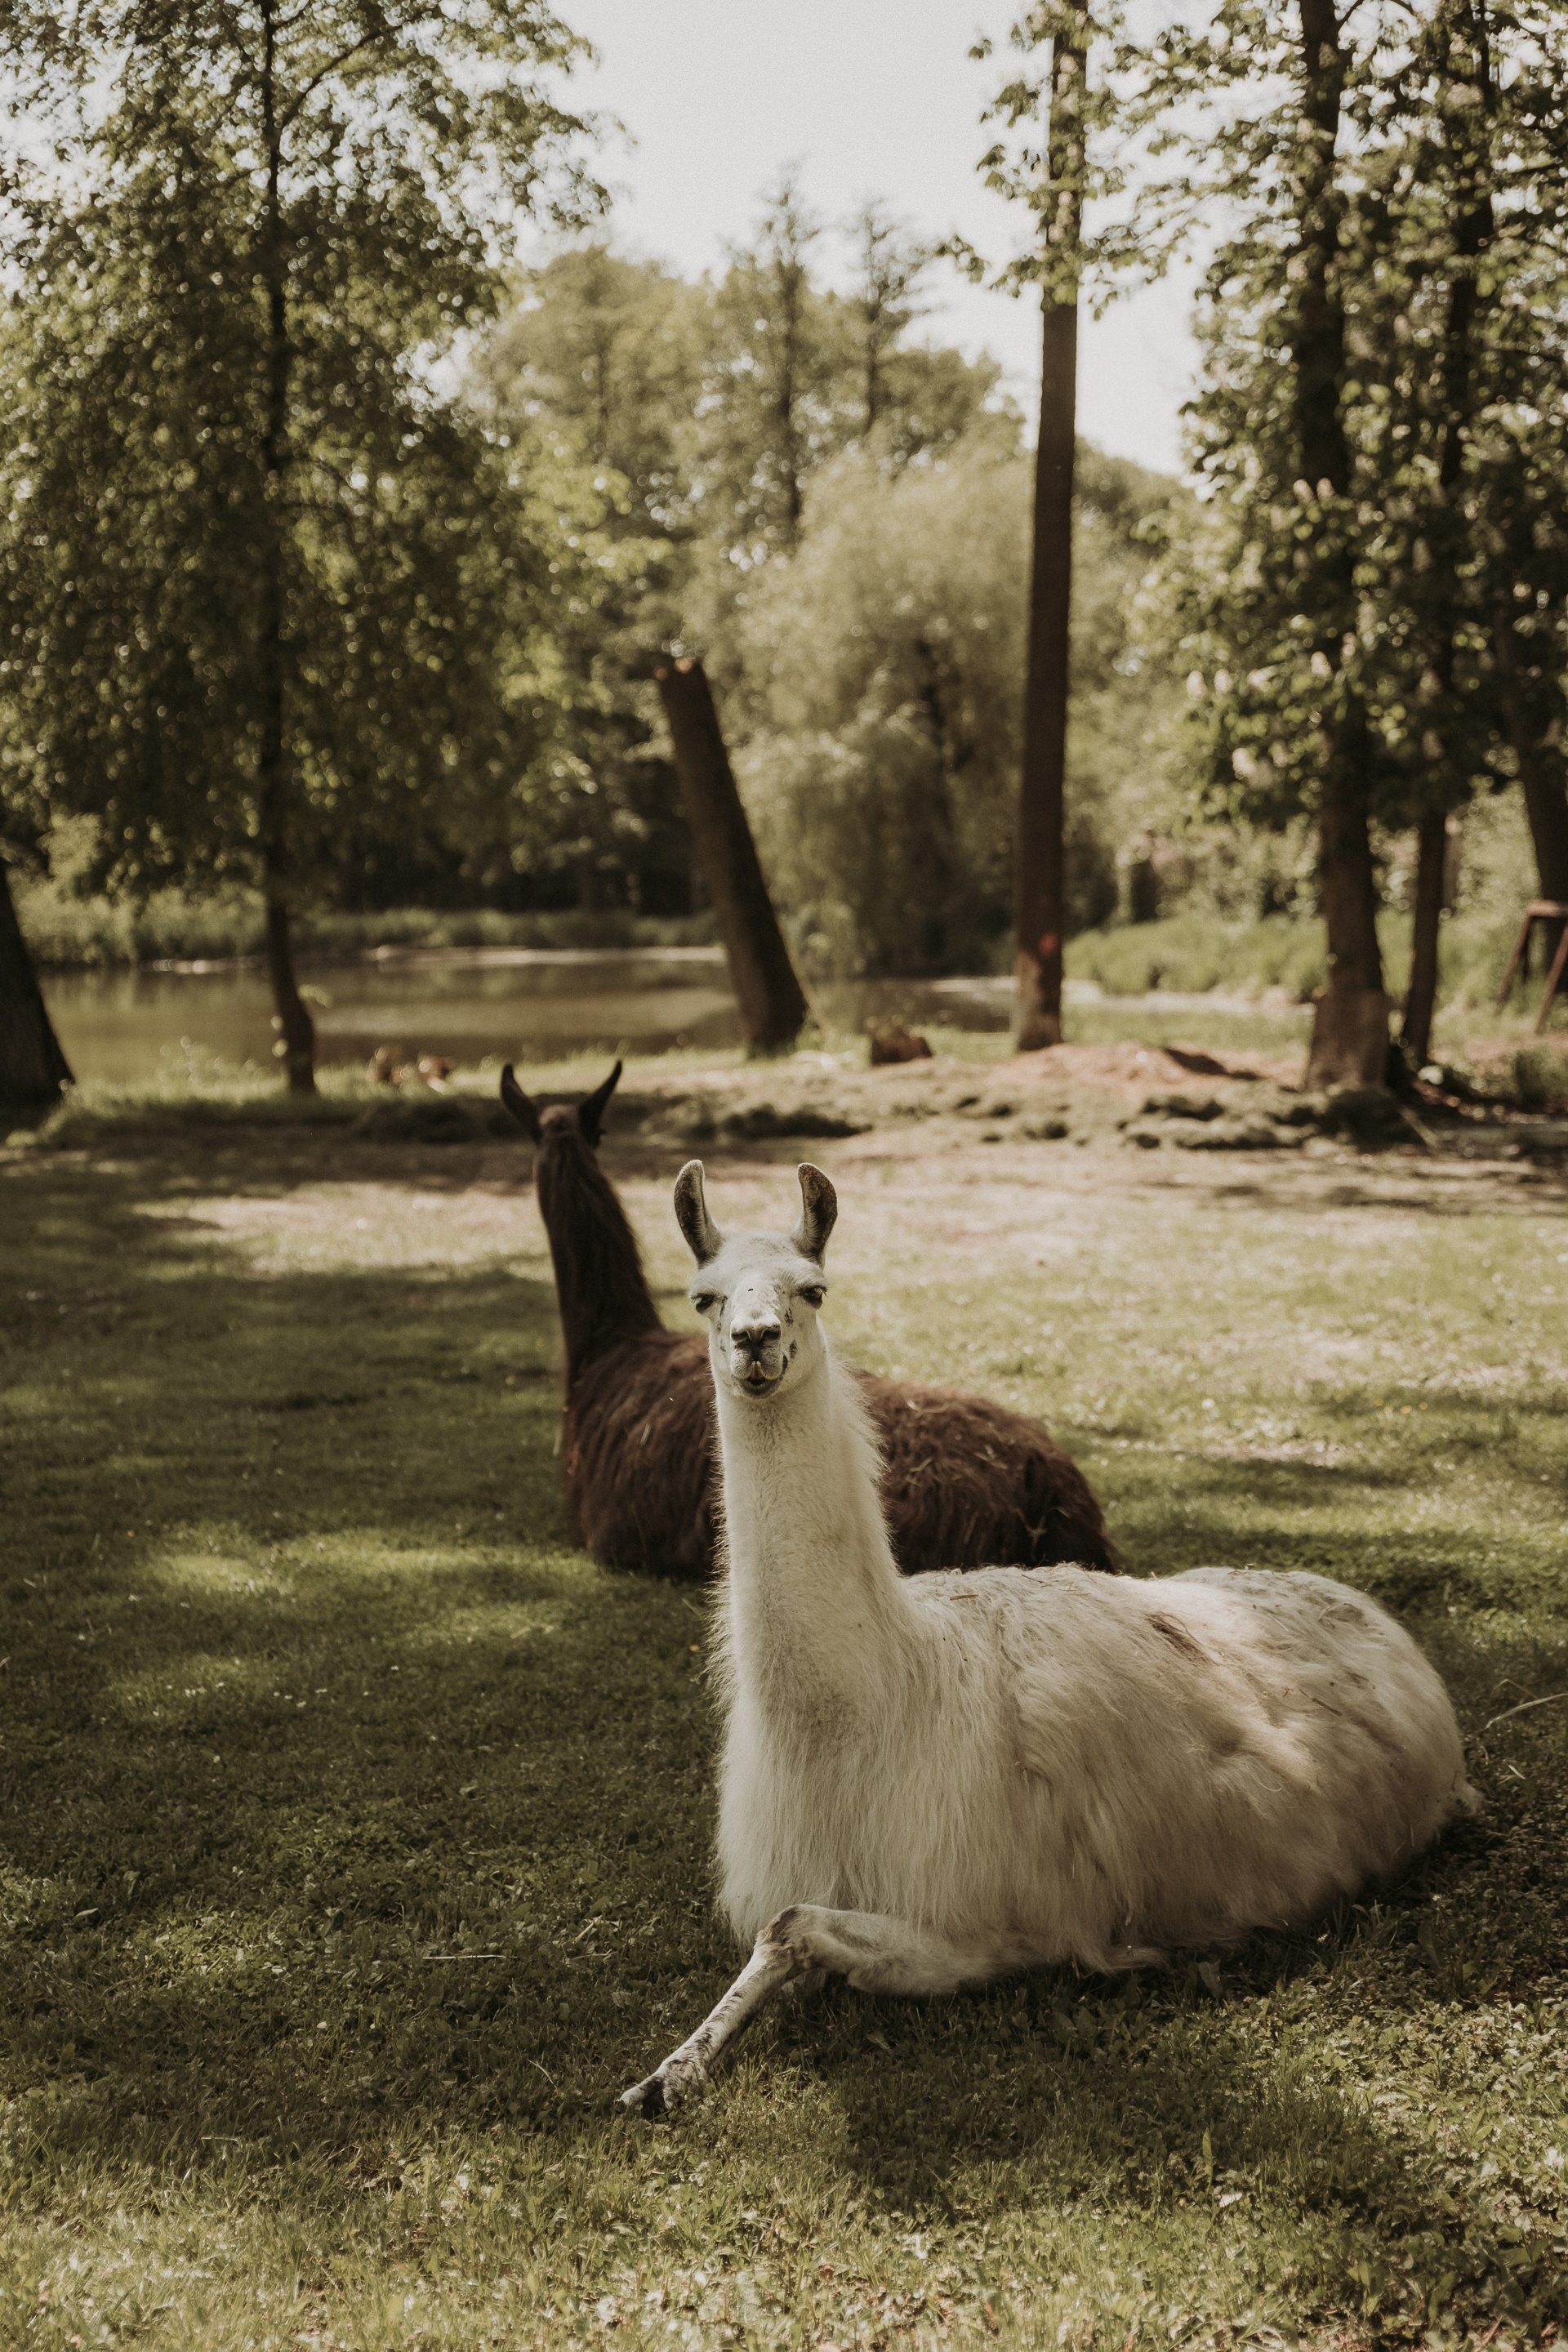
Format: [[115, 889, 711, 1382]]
[[619, 1904, 1005, 2118]]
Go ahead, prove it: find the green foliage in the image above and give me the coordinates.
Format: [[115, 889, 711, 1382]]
[[1064, 901, 1531, 1022], [483, 247, 710, 549], [734, 441, 1183, 976], [471, 197, 1014, 924], [0, 0, 602, 911], [977, 0, 1568, 997], [1160, 3, 1568, 839], [11, 874, 719, 969], [696, 175, 1010, 580], [981, 2, 1568, 849], [474, 247, 708, 914]]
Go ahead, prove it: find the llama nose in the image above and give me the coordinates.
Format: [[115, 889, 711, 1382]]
[[731, 1314, 781, 1359]]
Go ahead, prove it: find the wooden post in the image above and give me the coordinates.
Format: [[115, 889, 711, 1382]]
[[655, 658, 809, 1054], [1496, 900, 1568, 1032], [1014, 14, 1086, 1054]]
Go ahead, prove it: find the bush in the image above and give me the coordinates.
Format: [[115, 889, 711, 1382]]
[[1067, 912, 1325, 1000], [15, 875, 719, 969], [1065, 902, 1541, 1013], [735, 442, 1183, 978]]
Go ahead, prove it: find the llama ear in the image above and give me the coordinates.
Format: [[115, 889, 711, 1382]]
[[792, 1163, 837, 1263], [499, 1063, 543, 1145], [674, 1160, 723, 1266], [577, 1058, 622, 1147]]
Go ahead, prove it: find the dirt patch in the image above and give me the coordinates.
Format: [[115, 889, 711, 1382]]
[[563, 1041, 1309, 1150], [991, 1040, 1304, 1098]]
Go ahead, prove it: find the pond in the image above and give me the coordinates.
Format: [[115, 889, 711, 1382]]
[[40, 947, 1015, 1085]]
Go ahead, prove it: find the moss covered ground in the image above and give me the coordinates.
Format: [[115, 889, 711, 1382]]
[[2, 1102, 1566, 2350]]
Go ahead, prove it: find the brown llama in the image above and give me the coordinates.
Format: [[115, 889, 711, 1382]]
[[500, 1062, 1119, 1579]]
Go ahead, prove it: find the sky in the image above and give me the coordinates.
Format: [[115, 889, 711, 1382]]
[[546, 0, 1200, 477]]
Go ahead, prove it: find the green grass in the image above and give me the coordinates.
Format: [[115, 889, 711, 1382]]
[[14, 866, 720, 969], [2, 1116, 1567, 2349], [1066, 905, 1567, 1038], [1062, 999, 1313, 1060]]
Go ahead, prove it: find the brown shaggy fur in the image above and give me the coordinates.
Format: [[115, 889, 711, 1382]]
[[501, 1063, 1120, 1581]]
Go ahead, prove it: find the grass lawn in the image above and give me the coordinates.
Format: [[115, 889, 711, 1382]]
[[2, 1099, 1566, 2351]]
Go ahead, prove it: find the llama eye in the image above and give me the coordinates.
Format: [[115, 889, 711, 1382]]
[[693, 1294, 717, 1316], [799, 1285, 825, 1309]]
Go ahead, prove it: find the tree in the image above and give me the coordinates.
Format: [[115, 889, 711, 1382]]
[[736, 440, 1177, 978], [1374, 1, 1503, 1062], [847, 202, 925, 436], [477, 211, 1013, 911], [0, 647, 72, 1112], [1338, 0, 1568, 1057], [0, 853, 73, 1111], [1160, 2, 1568, 1070], [1286, 1, 1392, 1088], [1158, 2, 1392, 1088], [982, 2, 1568, 1077], [655, 659, 808, 1052], [475, 247, 708, 913], [483, 246, 708, 547], [971, 2, 1130, 1048], [0, 0, 595, 1090], [701, 171, 844, 566], [1017, 10, 1088, 1052]]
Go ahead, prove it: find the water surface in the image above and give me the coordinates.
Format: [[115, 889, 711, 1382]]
[[42, 949, 1015, 1085]]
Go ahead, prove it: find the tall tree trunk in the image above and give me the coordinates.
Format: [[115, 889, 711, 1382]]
[[1014, 14, 1085, 1054], [1294, 0, 1390, 1090], [1494, 610, 1568, 966], [655, 659, 809, 1054], [911, 635, 965, 970], [1402, 2, 1495, 1073], [1308, 715, 1391, 1091], [1401, 811, 1448, 1066], [256, 0, 314, 1094], [0, 854, 74, 1111]]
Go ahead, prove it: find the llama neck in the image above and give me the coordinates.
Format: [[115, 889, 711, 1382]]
[[713, 1345, 914, 1715], [536, 1135, 663, 1385]]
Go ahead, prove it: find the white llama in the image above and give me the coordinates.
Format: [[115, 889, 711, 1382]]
[[620, 1163, 1479, 2118]]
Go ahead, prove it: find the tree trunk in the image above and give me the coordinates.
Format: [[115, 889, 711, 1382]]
[[0, 854, 74, 1111], [1401, 809, 1448, 1067], [1307, 746, 1392, 1090], [1292, 0, 1391, 1090], [1401, 9, 1494, 1057], [655, 659, 809, 1053], [262, 869, 315, 1094], [1014, 16, 1085, 1054], [256, 0, 314, 1094], [1494, 608, 1568, 965]]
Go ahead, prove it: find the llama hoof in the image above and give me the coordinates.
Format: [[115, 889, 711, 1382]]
[[619, 2074, 668, 2119], [619, 2053, 706, 2118]]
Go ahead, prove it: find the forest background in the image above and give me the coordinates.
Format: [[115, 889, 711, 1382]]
[[2, 0, 1567, 1091]]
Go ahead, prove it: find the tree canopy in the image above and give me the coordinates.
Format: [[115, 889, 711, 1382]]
[[0, 0, 600, 1084], [980, 0, 1568, 1076], [736, 439, 1181, 977]]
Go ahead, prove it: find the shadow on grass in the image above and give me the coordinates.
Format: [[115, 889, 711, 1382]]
[[1205, 1169, 1568, 1218]]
